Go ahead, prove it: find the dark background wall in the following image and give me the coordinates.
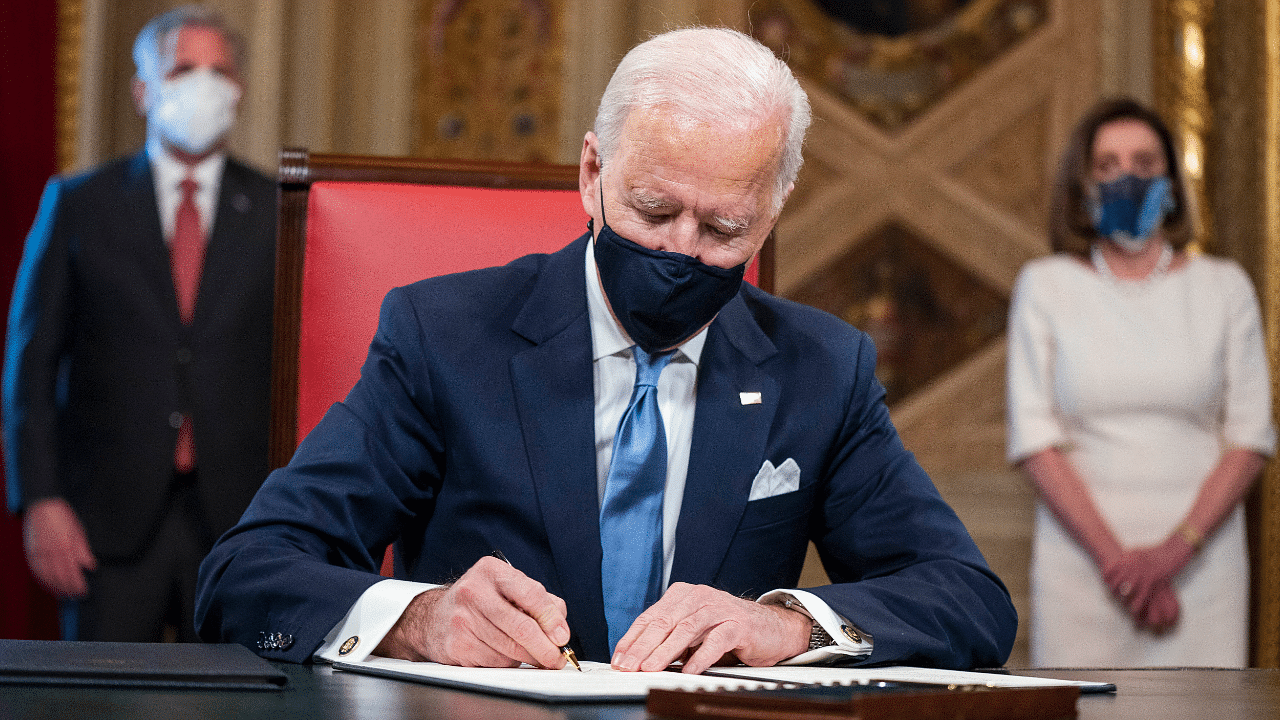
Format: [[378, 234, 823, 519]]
[[0, 3, 62, 641]]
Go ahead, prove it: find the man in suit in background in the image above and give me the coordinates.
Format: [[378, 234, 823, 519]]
[[197, 27, 1015, 671], [3, 5, 276, 642]]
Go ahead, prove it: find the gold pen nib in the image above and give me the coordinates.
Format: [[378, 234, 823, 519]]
[[562, 646, 582, 672]]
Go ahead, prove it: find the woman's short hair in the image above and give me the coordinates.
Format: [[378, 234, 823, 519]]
[[592, 27, 811, 214], [1049, 97, 1192, 255], [133, 5, 244, 84]]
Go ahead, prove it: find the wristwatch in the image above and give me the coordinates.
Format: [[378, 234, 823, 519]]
[[780, 596, 865, 650]]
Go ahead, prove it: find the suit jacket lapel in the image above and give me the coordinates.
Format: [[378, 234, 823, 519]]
[[122, 153, 179, 323], [197, 159, 258, 326], [670, 292, 779, 587], [508, 235, 611, 659]]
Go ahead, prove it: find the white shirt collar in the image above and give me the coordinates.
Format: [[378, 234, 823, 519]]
[[147, 135, 226, 195], [584, 235, 708, 365], [146, 136, 226, 240]]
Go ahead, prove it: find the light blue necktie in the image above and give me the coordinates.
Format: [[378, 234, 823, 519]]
[[600, 346, 674, 652]]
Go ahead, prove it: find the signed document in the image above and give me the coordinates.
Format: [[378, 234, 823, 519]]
[[331, 658, 1113, 703]]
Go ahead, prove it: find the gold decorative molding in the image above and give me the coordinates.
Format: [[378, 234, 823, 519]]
[[413, 0, 564, 163], [1154, 0, 1280, 671], [1257, 0, 1280, 670], [55, 0, 85, 172], [751, 0, 1049, 131], [1153, 0, 1214, 252]]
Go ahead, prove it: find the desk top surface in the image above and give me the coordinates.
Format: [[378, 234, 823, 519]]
[[2, 664, 1277, 719]]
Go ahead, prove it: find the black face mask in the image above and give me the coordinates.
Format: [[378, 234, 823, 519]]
[[591, 184, 745, 352]]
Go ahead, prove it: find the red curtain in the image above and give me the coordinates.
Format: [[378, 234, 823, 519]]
[[0, 3, 62, 640]]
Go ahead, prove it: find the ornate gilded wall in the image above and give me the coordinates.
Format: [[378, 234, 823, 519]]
[[1150, 0, 1280, 670], [413, 0, 565, 162]]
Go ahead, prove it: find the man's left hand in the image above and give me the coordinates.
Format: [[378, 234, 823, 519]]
[[611, 582, 810, 674]]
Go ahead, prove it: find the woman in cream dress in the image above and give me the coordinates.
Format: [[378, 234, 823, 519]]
[[1006, 98, 1275, 667]]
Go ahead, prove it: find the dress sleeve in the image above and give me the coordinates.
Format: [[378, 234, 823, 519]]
[[1005, 262, 1069, 464], [1220, 262, 1277, 455]]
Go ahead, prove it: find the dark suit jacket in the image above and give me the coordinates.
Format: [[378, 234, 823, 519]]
[[195, 235, 1016, 668], [3, 151, 277, 560]]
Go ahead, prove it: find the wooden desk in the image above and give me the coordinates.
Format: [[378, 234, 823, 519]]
[[1018, 668, 1280, 720], [1, 664, 1276, 719]]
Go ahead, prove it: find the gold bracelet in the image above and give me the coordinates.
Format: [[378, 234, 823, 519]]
[[1176, 522, 1204, 551]]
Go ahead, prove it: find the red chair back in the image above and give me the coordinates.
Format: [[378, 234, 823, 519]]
[[299, 182, 583, 443], [271, 149, 773, 470], [273, 151, 578, 468]]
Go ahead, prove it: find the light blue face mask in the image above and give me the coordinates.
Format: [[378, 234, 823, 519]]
[[1087, 174, 1176, 253]]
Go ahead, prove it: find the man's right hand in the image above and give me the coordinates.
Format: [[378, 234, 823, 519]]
[[22, 497, 96, 598], [372, 555, 571, 668]]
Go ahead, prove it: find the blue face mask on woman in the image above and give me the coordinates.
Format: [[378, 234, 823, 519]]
[[591, 184, 746, 353], [1088, 174, 1176, 253]]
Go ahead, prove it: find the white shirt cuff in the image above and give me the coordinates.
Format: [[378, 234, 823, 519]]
[[757, 588, 873, 665], [313, 579, 438, 663]]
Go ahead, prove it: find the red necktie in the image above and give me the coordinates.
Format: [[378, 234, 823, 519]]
[[171, 176, 204, 472]]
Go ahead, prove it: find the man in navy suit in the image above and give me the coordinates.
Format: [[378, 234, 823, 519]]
[[196, 27, 1016, 671], [4, 6, 275, 642]]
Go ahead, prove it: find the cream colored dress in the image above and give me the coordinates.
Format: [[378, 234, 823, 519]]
[[1006, 252, 1276, 667]]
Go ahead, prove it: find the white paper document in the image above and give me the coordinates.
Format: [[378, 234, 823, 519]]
[[332, 658, 1114, 703]]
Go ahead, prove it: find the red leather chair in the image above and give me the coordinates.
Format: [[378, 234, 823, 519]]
[[270, 148, 774, 575]]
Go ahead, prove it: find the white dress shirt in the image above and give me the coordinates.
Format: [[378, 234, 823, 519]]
[[585, 241, 702, 589], [315, 239, 871, 664], [146, 135, 225, 240]]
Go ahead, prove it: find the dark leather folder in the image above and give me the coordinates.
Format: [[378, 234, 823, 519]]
[[0, 640, 287, 690]]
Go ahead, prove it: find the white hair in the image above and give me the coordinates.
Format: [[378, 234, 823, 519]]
[[132, 4, 244, 83], [593, 27, 811, 213]]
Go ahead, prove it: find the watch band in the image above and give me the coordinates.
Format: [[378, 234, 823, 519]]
[[807, 619, 835, 650], [780, 595, 869, 649]]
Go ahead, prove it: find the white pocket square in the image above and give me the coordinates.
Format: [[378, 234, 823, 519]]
[[748, 458, 801, 501]]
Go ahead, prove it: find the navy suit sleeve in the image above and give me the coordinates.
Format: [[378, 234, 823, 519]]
[[196, 287, 444, 662], [805, 336, 1017, 669], [3, 178, 72, 512]]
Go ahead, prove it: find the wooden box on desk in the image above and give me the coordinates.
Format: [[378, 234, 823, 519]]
[[647, 682, 1080, 720]]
